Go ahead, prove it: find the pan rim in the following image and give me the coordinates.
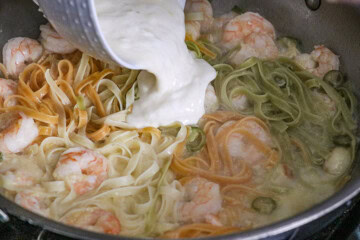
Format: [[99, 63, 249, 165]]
[[1, 176, 360, 240]]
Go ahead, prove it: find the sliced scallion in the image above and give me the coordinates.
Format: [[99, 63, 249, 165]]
[[252, 197, 277, 214], [312, 153, 325, 165], [186, 126, 206, 152], [323, 70, 345, 88]]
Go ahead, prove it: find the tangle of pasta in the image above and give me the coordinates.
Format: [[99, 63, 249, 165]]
[[0, 51, 188, 237], [0, 7, 357, 238]]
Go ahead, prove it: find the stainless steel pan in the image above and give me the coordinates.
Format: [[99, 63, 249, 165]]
[[0, 0, 359, 239]]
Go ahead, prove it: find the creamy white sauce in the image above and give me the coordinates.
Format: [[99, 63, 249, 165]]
[[94, 0, 216, 128]]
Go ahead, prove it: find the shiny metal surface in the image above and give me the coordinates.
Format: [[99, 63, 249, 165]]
[[0, 209, 9, 223], [0, 0, 359, 239]]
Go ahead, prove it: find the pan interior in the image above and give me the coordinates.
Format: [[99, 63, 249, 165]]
[[0, 0, 359, 239]]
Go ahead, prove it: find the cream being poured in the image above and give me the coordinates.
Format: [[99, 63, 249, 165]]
[[94, 0, 216, 128]]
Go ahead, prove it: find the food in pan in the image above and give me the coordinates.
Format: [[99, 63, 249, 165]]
[[0, 0, 357, 238]]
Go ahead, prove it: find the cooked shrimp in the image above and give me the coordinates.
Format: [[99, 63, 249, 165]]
[[310, 45, 340, 77], [179, 177, 222, 223], [213, 12, 238, 31], [222, 12, 276, 50], [2, 37, 43, 79], [227, 134, 272, 165], [185, 0, 214, 33], [202, 12, 238, 43], [204, 84, 219, 113], [222, 118, 274, 183], [53, 147, 108, 195], [239, 119, 273, 146], [185, 21, 201, 41], [0, 154, 43, 190], [63, 208, 121, 234], [227, 119, 273, 162], [229, 33, 278, 65], [15, 190, 49, 216], [40, 23, 77, 54], [294, 53, 317, 71], [0, 112, 39, 153], [295, 46, 339, 77], [0, 78, 17, 106], [0, 169, 38, 189]]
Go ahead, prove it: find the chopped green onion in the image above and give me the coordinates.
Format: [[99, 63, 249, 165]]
[[252, 197, 277, 214], [186, 41, 202, 59], [232, 5, 245, 15], [312, 153, 325, 165], [323, 70, 345, 88], [0, 152, 3, 162], [186, 126, 206, 152], [76, 96, 86, 110]]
